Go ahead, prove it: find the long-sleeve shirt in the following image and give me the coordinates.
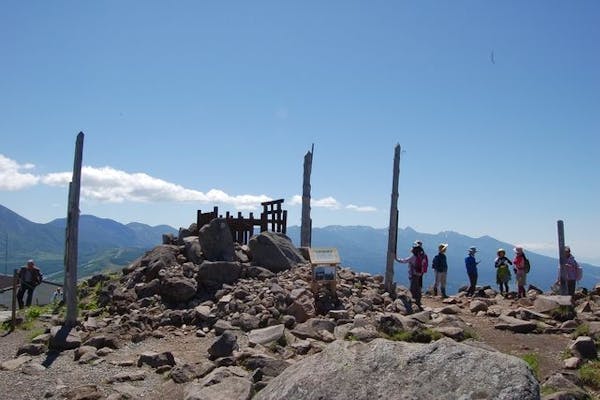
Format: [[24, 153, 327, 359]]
[[465, 255, 478, 275], [559, 255, 580, 280], [396, 255, 420, 278], [432, 253, 448, 273]]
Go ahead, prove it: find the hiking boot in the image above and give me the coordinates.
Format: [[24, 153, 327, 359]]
[[433, 288, 438, 296]]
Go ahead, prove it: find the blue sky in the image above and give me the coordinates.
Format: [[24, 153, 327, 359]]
[[1, 1, 599, 264]]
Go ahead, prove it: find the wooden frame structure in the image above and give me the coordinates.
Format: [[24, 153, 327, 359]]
[[197, 199, 288, 245]]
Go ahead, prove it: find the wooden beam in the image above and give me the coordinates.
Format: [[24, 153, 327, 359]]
[[385, 144, 401, 296]]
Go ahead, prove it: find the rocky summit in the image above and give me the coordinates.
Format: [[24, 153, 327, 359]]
[[2, 223, 600, 399]]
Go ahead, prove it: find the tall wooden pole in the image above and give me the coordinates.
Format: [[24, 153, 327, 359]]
[[300, 144, 314, 248], [557, 220, 566, 295], [64, 132, 84, 327], [385, 144, 401, 295], [11, 269, 17, 330]]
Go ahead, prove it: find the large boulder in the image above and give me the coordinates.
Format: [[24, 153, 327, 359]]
[[254, 338, 539, 400], [197, 261, 243, 285], [160, 276, 198, 303], [126, 245, 179, 280], [183, 236, 204, 265], [198, 219, 235, 262], [248, 232, 306, 272], [534, 295, 573, 313]]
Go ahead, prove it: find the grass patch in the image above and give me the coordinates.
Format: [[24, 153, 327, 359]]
[[521, 353, 540, 379], [579, 361, 600, 389], [550, 305, 576, 322], [462, 327, 478, 341], [387, 328, 442, 343], [573, 323, 591, 339], [27, 327, 46, 342]]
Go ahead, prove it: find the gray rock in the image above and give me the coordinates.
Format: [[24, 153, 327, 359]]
[[137, 351, 176, 368], [160, 275, 197, 303], [208, 331, 239, 360], [248, 232, 306, 272], [183, 236, 204, 265], [107, 371, 146, 383], [248, 324, 285, 346], [285, 288, 316, 323], [469, 300, 489, 313], [254, 338, 539, 400], [569, 336, 597, 360], [74, 345, 98, 361], [16, 343, 46, 356], [198, 218, 235, 262], [291, 318, 336, 340], [239, 353, 291, 377], [534, 295, 573, 313], [64, 385, 103, 400], [494, 315, 538, 334], [49, 325, 82, 351], [135, 279, 160, 299], [245, 266, 275, 280], [563, 357, 581, 369], [184, 376, 252, 400], [82, 334, 120, 349], [198, 261, 243, 285], [170, 361, 216, 384], [214, 319, 237, 335], [0, 356, 31, 371]]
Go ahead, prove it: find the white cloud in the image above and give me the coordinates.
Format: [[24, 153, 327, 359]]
[[312, 196, 341, 209], [42, 165, 272, 208], [346, 204, 377, 212], [0, 154, 40, 190], [289, 195, 302, 205], [289, 194, 375, 212]]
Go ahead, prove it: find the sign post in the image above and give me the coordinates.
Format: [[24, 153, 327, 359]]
[[307, 247, 340, 296]]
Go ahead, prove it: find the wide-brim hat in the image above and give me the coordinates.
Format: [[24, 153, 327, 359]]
[[564, 245, 571, 252], [497, 248, 505, 255], [468, 246, 477, 253], [438, 243, 448, 252], [514, 246, 524, 253]]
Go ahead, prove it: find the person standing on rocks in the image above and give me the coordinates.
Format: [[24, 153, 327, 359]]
[[431, 243, 449, 298], [465, 247, 480, 297], [512, 246, 528, 298], [396, 244, 427, 310], [557, 245, 580, 296], [17, 259, 43, 309], [495, 248, 512, 296], [412, 240, 428, 293]]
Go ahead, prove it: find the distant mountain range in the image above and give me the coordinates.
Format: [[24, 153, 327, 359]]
[[285, 225, 600, 294], [0, 204, 177, 280], [1, 204, 598, 294]]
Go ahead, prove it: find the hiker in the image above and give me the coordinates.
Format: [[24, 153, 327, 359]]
[[432, 243, 449, 298], [557, 246, 580, 296], [51, 287, 64, 304], [495, 248, 513, 296], [465, 247, 480, 297], [396, 244, 427, 309], [412, 240, 428, 291], [17, 259, 43, 309], [513, 246, 528, 298]]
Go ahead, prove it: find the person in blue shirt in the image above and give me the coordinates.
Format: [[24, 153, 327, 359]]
[[465, 247, 480, 297]]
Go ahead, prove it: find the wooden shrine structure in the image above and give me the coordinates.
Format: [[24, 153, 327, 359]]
[[197, 199, 287, 245]]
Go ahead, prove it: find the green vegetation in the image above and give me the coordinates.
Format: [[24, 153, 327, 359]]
[[462, 327, 478, 341], [550, 305, 576, 322], [387, 328, 442, 343], [27, 327, 46, 341], [521, 353, 540, 379], [573, 323, 591, 339], [579, 361, 600, 389]]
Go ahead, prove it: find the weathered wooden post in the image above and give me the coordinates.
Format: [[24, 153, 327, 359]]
[[64, 132, 84, 327], [557, 220, 566, 295], [301, 144, 314, 248], [384, 144, 401, 295], [11, 269, 17, 330]]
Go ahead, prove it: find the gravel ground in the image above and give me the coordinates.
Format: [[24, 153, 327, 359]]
[[0, 317, 215, 400]]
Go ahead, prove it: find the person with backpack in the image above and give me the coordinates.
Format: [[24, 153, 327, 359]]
[[465, 247, 480, 297], [513, 246, 529, 298], [413, 240, 428, 292], [557, 245, 580, 296], [495, 248, 513, 296], [396, 244, 427, 310], [17, 259, 43, 309], [432, 243, 449, 298]]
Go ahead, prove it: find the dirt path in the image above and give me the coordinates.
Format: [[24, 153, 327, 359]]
[[423, 294, 571, 381]]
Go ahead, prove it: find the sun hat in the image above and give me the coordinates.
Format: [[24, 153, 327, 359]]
[[27, 259, 35, 265], [468, 246, 477, 253], [514, 246, 524, 253], [413, 240, 423, 247], [564, 246, 571, 252], [497, 248, 505, 255], [438, 243, 448, 252]]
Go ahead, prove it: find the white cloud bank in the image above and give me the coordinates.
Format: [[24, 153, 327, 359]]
[[0, 154, 375, 212], [0, 154, 39, 190], [289, 195, 376, 212]]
